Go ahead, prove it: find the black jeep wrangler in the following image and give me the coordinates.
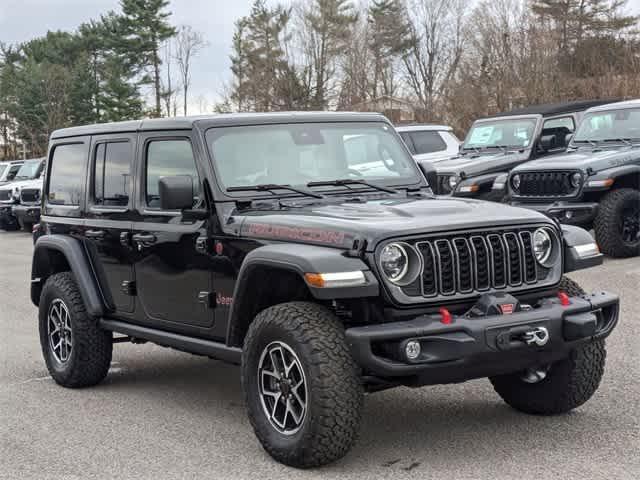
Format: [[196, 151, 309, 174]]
[[426, 100, 613, 200], [31, 113, 619, 468], [505, 99, 640, 258]]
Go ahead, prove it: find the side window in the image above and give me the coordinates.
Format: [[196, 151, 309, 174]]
[[145, 139, 199, 209], [409, 131, 447, 154], [48, 143, 87, 206], [93, 141, 132, 207], [542, 116, 575, 149]]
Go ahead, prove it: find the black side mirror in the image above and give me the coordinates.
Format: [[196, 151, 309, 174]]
[[159, 175, 194, 211], [565, 133, 574, 146], [417, 161, 438, 191], [539, 134, 557, 152]]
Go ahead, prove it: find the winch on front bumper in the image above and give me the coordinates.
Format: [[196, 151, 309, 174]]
[[346, 290, 618, 386]]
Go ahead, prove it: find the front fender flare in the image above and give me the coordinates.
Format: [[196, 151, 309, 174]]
[[32, 235, 105, 317], [561, 224, 603, 273], [226, 243, 379, 344]]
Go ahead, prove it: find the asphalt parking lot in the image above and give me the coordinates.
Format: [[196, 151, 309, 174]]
[[1, 231, 638, 480]]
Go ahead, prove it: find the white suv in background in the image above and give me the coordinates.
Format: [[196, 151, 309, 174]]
[[396, 124, 460, 164]]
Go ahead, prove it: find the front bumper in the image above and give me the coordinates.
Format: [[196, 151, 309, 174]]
[[346, 291, 618, 385], [12, 204, 41, 224], [510, 200, 598, 225]]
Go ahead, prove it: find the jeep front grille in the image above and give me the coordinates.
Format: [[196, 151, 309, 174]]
[[515, 171, 578, 198], [385, 226, 560, 303], [20, 188, 40, 204]]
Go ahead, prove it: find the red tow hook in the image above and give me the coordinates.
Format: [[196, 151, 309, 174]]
[[439, 307, 453, 324], [558, 291, 571, 307]]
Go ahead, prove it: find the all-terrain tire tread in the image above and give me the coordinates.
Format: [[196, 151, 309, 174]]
[[594, 188, 640, 258], [242, 301, 363, 468], [39, 272, 112, 388]]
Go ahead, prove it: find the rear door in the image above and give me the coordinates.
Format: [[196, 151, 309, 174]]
[[82, 134, 136, 315], [131, 131, 214, 332]]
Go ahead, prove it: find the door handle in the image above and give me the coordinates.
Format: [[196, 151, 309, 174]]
[[85, 229, 105, 240], [132, 233, 157, 246]]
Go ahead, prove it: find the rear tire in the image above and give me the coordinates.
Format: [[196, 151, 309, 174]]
[[39, 272, 112, 388], [241, 301, 363, 468], [490, 277, 606, 414], [594, 188, 640, 258]]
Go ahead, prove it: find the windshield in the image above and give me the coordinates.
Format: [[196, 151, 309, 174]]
[[463, 118, 538, 150], [15, 160, 42, 180], [0, 165, 6, 179], [206, 122, 422, 193], [574, 107, 640, 142]]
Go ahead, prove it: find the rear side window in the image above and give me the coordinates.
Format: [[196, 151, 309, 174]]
[[408, 131, 447, 154], [48, 143, 87, 206], [94, 141, 132, 207], [145, 139, 199, 208]]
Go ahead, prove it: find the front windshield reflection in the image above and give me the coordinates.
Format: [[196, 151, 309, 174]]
[[463, 118, 537, 150]]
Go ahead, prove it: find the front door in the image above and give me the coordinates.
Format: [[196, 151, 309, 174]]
[[83, 134, 136, 315], [131, 131, 214, 332]]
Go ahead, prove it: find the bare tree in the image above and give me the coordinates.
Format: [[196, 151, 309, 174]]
[[174, 25, 207, 116]]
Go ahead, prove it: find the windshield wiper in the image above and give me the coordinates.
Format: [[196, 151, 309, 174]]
[[573, 140, 598, 147], [602, 138, 632, 146], [307, 178, 398, 194], [227, 183, 324, 199]]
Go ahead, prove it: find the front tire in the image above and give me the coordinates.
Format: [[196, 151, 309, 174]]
[[39, 272, 112, 388], [490, 277, 606, 414], [594, 188, 640, 258], [241, 301, 363, 468]]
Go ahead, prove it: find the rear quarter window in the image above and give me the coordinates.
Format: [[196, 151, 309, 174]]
[[47, 143, 88, 206], [408, 131, 447, 154]]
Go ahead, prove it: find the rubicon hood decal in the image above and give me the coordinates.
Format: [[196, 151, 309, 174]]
[[247, 223, 347, 246]]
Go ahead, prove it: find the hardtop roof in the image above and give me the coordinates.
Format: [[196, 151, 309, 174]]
[[395, 124, 453, 132], [486, 99, 618, 119], [50, 111, 389, 140], [585, 98, 639, 113]]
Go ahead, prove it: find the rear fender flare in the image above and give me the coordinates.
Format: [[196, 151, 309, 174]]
[[31, 235, 105, 317]]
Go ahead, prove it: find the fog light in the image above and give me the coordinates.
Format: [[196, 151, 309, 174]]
[[565, 210, 574, 219], [405, 340, 421, 361]]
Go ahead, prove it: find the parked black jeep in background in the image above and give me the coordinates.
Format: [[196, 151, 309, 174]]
[[31, 113, 618, 468], [0, 158, 45, 231], [506, 99, 640, 257], [426, 100, 613, 200]]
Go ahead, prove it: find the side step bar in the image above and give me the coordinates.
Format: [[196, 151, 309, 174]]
[[99, 319, 242, 365]]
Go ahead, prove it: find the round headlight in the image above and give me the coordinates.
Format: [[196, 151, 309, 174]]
[[448, 175, 459, 189], [511, 174, 521, 191], [533, 228, 553, 265], [570, 172, 582, 188], [380, 243, 408, 283]]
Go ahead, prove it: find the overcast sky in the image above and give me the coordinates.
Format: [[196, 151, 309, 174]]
[[1, 0, 639, 113]]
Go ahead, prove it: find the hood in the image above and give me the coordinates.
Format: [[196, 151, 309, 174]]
[[434, 149, 531, 177], [512, 146, 640, 174], [231, 196, 552, 250], [413, 151, 458, 164], [0, 178, 42, 193]]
